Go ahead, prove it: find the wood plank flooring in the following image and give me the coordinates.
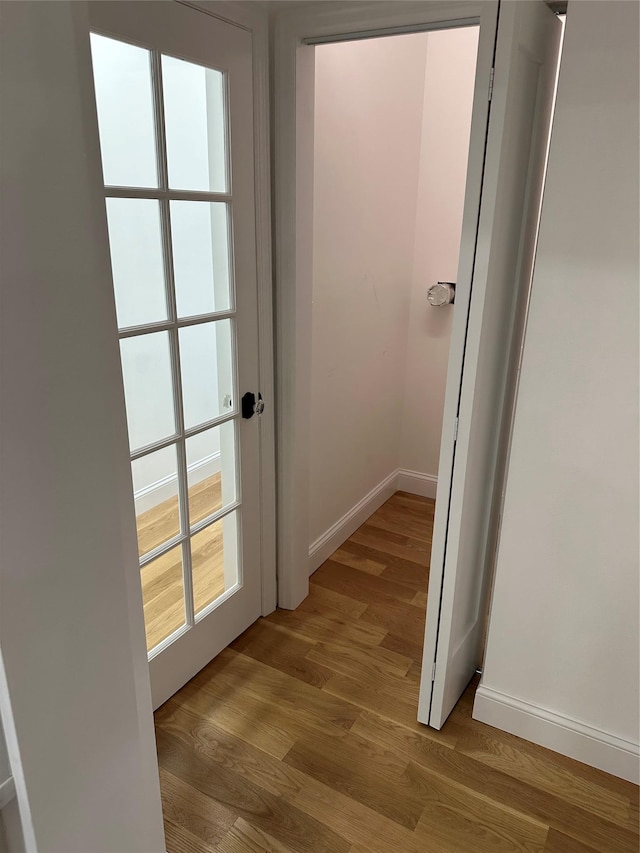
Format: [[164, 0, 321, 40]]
[[138, 474, 226, 651], [155, 491, 640, 853]]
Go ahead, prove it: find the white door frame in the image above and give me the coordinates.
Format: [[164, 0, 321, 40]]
[[272, 0, 497, 610], [188, 0, 277, 617]]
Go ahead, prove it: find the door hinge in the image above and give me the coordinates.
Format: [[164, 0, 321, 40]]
[[453, 417, 459, 442], [488, 66, 495, 102], [431, 662, 437, 682]]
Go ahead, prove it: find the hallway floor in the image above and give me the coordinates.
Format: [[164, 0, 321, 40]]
[[155, 492, 639, 853]]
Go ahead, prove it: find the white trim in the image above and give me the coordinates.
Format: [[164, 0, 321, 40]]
[[0, 650, 36, 852], [308, 471, 398, 575], [396, 469, 438, 499], [308, 468, 437, 574], [250, 5, 278, 618], [183, 1, 264, 32], [0, 776, 16, 811], [133, 452, 221, 514], [473, 685, 640, 784]]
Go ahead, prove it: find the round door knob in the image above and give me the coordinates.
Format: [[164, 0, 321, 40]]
[[427, 282, 456, 306]]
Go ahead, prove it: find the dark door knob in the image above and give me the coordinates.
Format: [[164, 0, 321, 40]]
[[242, 391, 256, 419]]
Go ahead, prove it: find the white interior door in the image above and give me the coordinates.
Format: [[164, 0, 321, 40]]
[[419, 0, 562, 728], [88, 0, 263, 708]]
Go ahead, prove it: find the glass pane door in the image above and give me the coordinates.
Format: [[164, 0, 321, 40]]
[[91, 32, 242, 658]]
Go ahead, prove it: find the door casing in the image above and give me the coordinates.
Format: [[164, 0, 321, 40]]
[[271, 0, 496, 615]]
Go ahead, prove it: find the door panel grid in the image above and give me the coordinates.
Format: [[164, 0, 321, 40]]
[[92, 31, 242, 657]]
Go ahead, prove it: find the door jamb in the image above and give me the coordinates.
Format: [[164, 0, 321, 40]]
[[272, 0, 497, 610]]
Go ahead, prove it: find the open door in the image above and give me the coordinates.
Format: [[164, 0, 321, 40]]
[[419, 0, 562, 728], [87, 0, 267, 709]]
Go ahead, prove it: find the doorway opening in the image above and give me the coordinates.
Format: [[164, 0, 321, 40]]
[[307, 23, 479, 715], [309, 26, 478, 563]]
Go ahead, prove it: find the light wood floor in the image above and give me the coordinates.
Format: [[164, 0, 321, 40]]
[[139, 474, 226, 651], [154, 492, 640, 853]]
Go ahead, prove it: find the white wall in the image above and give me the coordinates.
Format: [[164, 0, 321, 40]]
[[309, 34, 428, 543], [475, 0, 640, 783], [401, 27, 478, 478], [309, 28, 477, 545], [0, 2, 166, 848]]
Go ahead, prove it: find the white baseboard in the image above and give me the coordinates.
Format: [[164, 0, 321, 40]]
[[473, 684, 640, 784], [134, 452, 221, 515], [308, 471, 398, 575], [308, 468, 437, 575], [396, 468, 438, 499]]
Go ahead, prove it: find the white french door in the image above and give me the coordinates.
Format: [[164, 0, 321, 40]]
[[88, 1, 263, 708]]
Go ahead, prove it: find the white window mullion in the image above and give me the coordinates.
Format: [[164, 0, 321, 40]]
[[151, 49, 196, 629], [104, 186, 232, 203], [139, 530, 187, 569], [117, 308, 237, 340], [128, 411, 238, 462]]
